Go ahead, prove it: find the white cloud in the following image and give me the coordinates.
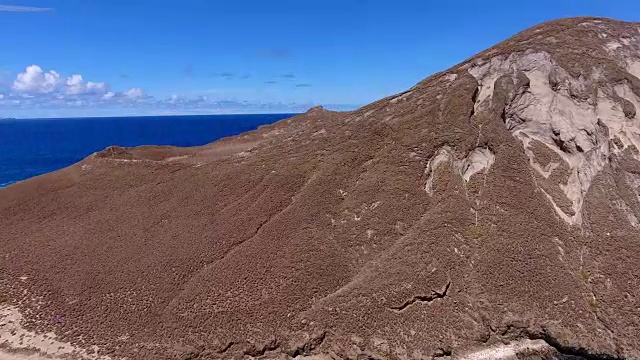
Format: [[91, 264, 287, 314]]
[[65, 74, 107, 95], [167, 94, 180, 104], [86, 81, 106, 92], [13, 65, 60, 93], [1, 63, 359, 118], [12, 65, 108, 97], [0, 5, 53, 12], [124, 88, 144, 99], [65, 74, 84, 94]]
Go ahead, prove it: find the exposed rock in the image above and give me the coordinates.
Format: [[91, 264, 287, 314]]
[[458, 147, 495, 182]]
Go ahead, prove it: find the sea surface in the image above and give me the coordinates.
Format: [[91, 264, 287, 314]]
[[0, 113, 295, 188]]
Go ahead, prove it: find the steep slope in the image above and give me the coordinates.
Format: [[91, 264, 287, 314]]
[[1, 17, 640, 360]]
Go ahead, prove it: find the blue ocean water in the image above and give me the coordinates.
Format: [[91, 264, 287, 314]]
[[0, 114, 294, 188]]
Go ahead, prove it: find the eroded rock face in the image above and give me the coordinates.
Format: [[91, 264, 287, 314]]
[[424, 146, 495, 195], [468, 47, 640, 226], [1, 17, 639, 360]]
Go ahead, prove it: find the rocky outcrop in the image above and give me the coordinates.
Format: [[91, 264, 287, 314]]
[[467, 47, 640, 226]]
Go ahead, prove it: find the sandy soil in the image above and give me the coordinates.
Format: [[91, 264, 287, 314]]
[[0, 305, 108, 360], [0, 352, 59, 360]]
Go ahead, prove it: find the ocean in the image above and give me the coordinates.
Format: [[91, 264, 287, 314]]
[[0, 113, 295, 188]]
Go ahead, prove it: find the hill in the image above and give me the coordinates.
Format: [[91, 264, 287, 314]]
[[1, 17, 640, 360]]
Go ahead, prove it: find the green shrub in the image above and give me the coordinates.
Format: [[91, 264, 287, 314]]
[[0, 293, 10, 304], [579, 268, 591, 283], [587, 296, 599, 313], [463, 224, 489, 240]]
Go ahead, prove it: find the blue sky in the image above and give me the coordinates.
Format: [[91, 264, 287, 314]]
[[1, 0, 640, 118]]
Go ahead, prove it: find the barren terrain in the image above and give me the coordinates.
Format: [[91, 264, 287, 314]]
[[1, 17, 640, 360]]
